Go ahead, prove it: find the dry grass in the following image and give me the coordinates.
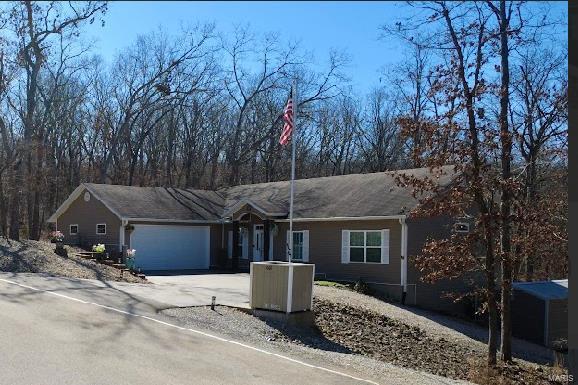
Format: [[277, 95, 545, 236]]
[[467, 358, 568, 385]]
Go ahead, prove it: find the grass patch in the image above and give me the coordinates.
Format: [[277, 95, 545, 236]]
[[314, 280, 348, 289]]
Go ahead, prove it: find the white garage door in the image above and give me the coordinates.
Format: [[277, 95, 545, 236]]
[[131, 225, 210, 271]]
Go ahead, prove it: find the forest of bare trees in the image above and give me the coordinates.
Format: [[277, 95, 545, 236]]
[[0, 0, 567, 291]]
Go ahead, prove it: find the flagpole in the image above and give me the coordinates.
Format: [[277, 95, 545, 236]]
[[288, 80, 297, 264]]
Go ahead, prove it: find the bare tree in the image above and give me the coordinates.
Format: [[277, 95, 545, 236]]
[[357, 88, 406, 172], [4, 1, 107, 240]]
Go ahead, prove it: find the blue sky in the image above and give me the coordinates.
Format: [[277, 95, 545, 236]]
[[85, 1, 568, 95]]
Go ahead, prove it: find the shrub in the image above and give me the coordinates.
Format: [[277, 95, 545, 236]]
[[92, 244, 106, 253], [353, 278, 372, 294]]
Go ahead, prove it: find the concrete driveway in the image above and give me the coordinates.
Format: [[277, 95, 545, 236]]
[[109, 272, 250, 308]]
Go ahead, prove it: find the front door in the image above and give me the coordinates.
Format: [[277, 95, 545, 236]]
[[253, 224, 264, 261]]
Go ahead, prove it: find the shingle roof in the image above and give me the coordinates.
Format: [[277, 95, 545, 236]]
[[513, 280, 568, 300], [223, 165, 457, 219], [84, 184, 225, 221], [50, 166, 458, 222]]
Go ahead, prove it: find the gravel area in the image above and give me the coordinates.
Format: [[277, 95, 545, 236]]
[[313, 297, 562, 385], [0, 238, 146, 283], [314, 285, 553, 364], [161, 305, 470, 385]]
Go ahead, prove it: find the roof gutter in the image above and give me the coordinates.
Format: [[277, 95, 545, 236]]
[[275, 215, 406, 223], [124, 218, 224, 224]]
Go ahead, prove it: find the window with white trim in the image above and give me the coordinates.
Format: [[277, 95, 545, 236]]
[[96, 223, 107, 235], [342, 230, 389, 264], [69, 224, 79, 235], [293, 231, 304, 260], [286, 230, 309, 262]]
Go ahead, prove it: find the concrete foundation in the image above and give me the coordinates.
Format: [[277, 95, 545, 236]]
[[252, 308, 315, 328]]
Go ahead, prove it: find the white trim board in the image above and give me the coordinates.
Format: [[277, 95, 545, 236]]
[[275, 215, 406, 223], [223, 199, 286, 219], [123, 218, 223, 224]]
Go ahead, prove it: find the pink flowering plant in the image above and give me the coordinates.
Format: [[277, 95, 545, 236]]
[[50, 230, 64, 243], [125, 249, 136, 270]]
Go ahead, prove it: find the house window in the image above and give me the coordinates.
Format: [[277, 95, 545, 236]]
[[292, 231, 304, 261], [96, 223, 106, 235], [69, 224, 79, 235], [286, 230, 309, 262], [349, 230, 383, 263]]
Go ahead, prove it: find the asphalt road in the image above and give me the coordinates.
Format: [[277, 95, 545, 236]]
[[0, 273, 379, 385]]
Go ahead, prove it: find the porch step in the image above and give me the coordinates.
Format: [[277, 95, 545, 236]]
[[76, 253, 97, 259]]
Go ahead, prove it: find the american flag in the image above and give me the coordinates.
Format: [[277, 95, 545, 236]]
[[279, 93, 294, 146]]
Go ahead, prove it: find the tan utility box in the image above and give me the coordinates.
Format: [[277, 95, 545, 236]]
[[250, 261, 315, 313]]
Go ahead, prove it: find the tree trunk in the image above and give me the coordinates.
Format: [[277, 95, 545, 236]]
[[229, 159, 240, 186], [524, 151, 538, 280], [485, 222, 498, 365], [30, 134, 45, 240], [0, 174, 7, 237], [497, 0, 513, 362], [8, 170, 21, 241]]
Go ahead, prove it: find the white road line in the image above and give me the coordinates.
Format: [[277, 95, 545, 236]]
[[0, 277, 380, 385]]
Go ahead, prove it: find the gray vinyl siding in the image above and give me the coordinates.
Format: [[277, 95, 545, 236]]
[[406, 216, 475, 313], [57, 191, 121, 249], [271, 219, 402, 286]]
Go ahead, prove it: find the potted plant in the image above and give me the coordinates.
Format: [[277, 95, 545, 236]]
[[92, 243, 106, 261], [125, 248, 136, 270], [50, 230, 64, 244], [50, 231, 67, 257]]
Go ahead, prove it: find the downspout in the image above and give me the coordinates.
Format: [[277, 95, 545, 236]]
[[399, 216, 408, 305], [221, 220, 225, 249], [119, 219, 128, 252]]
